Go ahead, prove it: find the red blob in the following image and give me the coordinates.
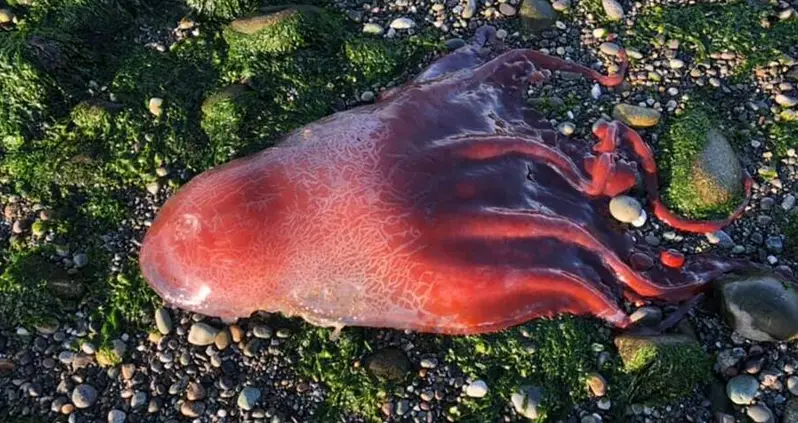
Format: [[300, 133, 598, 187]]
[[660, 250, 686, 269], [140, 26, 757, 335]]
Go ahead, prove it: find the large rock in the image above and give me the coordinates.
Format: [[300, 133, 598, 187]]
[[518, 0, 556, 34], [715, 272, 798, 342], [689, 128, 743, 209]]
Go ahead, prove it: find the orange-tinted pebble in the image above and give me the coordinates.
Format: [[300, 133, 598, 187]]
[[660, 249, 685, 268]]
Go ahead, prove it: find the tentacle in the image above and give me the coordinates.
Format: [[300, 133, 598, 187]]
[[440, 134, 618, 197], [431, 207, 707, 300], [592, 120, 753, 233], [472, 48, 627, 87], [423, 267, 630, 333]]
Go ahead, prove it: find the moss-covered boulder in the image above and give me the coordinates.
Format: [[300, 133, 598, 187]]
[[663, 107, 744, 219], [715, 271, 798, 342], [615, 333, 711, 402], [185, 0, 261, 20], [225, 6, 342, 55]]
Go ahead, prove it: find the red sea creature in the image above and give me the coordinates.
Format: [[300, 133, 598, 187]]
[[140, 27, 757, 335]]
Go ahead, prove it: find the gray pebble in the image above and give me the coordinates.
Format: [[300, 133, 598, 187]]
[[726, 375, 759, 405], [72, 384, 98, 408], [746, 404, 773, 423], [238, 387, 261, 410], [155, 307, 173, 335], [107, 409, 126, 423]]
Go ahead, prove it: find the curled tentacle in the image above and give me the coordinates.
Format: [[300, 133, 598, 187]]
[[592, 120, 753, 233]]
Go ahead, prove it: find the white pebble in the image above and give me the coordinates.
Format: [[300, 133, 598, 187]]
[[465, 380, 489, 398], [389, 17, 416, 30], [591, 84, 601, 100], [601, 0, 624, 21], [631, 209, 647, 227], [362, 23, 384, 35], [609, 195, 643, 224]]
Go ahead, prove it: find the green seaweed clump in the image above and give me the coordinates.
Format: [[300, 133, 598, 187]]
[[0, 249, 72, 327], [614, 334, 712, 404], [446, 315, 609, 421], [185, 0, 261, 20]]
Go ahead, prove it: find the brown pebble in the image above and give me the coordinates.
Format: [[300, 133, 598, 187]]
[[214, 329, 231, 350], [187, 381, 206, 401], [61, 403, 75, 414], [586, 373, 608, 396], [0, 358, 15, 373], [228, 324, 243, 343], [120, 363, 136, 380]]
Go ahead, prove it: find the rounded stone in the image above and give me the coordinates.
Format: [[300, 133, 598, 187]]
[[188, 323, 219, 346], [389, 17, 416, 30], [599, 42, 620, 56], [72, 384, 98, 408], [238, 387, 261, 410], [366, 348, 411, 381], [747, 404, 773, 423], [362, 23, 384, 35], [107, 409, 126, 423], [180, 401, 205, 417], [601, 0, 624, 21], [726, 375, 759, 405], [612, 104, 661, 128], [518, 0, 556, 34], [154, 307, 173, 335], [465, 380, 488, 398], [609, 195, 643, 224], [511, 385, 543, 419]]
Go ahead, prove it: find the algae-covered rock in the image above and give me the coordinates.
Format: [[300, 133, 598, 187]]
[[615, 333, 711, 402], [225, 6, 340, 55], [715, 271, 798, 342], [663, 107, 743, 218], [185, 0, 261, 20]]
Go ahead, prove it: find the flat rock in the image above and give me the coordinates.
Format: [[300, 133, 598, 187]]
[[519, 0, 556, 34], [72, 384, 98, 408], [613, 104, 661, 128], [715, 272, 798, 342], [601, 0, 624, 21]]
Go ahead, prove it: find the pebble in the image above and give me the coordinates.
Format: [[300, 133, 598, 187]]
[[726, 375, 759, 405], [148, 97, 164, 117], [155, 307, 173, 335], [72, 384, 98, 408], [601, 0, 624, 21], [0, 8, 13, 24], [499, 3, 516, 16], [789, 376, 798, 396], [188, 323, 219, 346], [362, 23, 384, 35], [599, 42, 620, 56], [747, 404, 774, 423], [180, 400, 205, 417], [609, 195, 643, 224], [552, 0, 570, 11], [107, 409, 126, 423], [706, 230, 734, 248], [511, 385, 543, 419], [420, 357, 439, 369], [187, 382, 206, 401], [389, 17, 416, 30], [586, 373, 607, 396], [465, 380, 489, 398], [131, 391, 147, 408], [253, 325, 273, 339], [629, 306, 662, 327], [558, 122, 575, 136], [73, 253, 89, 268], [775, 94, 798, 107], [782, 194, 796, 211], [360, 91, 375, 103], [669, 59, 685, 69], [214, 329, 231, 350], [238, 387, 261, 410], [612, 104, 661, 127]]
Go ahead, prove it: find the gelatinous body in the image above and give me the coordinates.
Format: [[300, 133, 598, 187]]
[[140, 27, 755, 334]]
